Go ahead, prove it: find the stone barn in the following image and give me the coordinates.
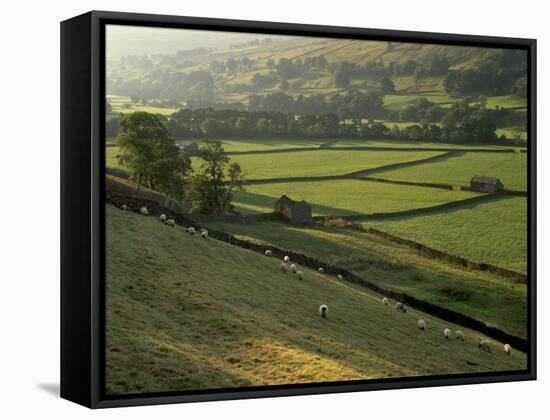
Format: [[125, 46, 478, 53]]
[[470, 176, 504, 193], [274, 195, 313, 226]]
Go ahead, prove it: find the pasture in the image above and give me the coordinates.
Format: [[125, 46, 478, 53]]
[[218, 138, 325, 152], [363, 196, 527, 274], [232, 180, 481, 216], [105, 205, 526, 395], [206, 218, 527, 339], [107, 95, 179, 116], [373, 152, 527, 191], [226, 150, 445, 179], [328, 139, 523, 150]]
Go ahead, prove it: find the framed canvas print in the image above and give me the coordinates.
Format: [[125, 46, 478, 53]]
[[60, 11, 536, 408]]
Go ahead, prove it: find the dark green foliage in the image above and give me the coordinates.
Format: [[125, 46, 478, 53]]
[[188, 140, 245, 215], [443, 50, 527, 95], [116, 112, 191, 197]]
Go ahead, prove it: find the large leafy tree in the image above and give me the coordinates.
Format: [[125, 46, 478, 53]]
[[189, 140, 245, 215], [116, 112, 191, 198]]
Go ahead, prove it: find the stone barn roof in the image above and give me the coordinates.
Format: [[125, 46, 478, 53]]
[[275, 194, 295, 206], [471, 176, 502, 185]]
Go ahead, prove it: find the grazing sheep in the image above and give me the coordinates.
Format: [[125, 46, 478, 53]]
[[159, 214, 167, 222], [120, 204, 128, 211], [417, 319, 426, 330], [139, 206, 149, 216], [200, 229, 208, 239], [283, 256, 290, 262], [382, 297, 389, 305], [479, 340, 492, 352], [280, 262, 288, 273], [318, 267, 325, 273], [337, 274, 343, 281], [504, 344, 512, 355], [164, 219, 175, 227], [443, 328, 451, 339], [186, 227, 196, 235], [319, 304, 328, 318], [396, 302, 407, 313], [290, 263, 297, 273], [296, 271, 303, 280], [265, 250, 272, 257], [455, 330, 465, 341]]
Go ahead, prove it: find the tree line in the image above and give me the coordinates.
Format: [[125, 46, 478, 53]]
[[107, 98, 521, 145]]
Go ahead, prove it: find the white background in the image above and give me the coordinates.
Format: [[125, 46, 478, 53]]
[[0, 0, 546, 418]]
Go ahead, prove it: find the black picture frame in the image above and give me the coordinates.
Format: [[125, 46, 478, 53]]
[[61, 10, 537, 409]]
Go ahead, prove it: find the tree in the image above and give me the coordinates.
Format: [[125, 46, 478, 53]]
[[335, 71, 350, 88], [200, 118, 226, 138], [513, 76, 527, 98], [189, 140, 245, 215], [117, 112, 189, 197], [379, 78, 395, 93]]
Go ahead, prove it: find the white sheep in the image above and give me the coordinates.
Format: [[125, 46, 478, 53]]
[[290, 263, 297, 273], [504, 344, 512, 355], [318, 267, 325, 273], [139, 206, 149, 216], [186, 227, 196, 235], [280, 262, 288, 273], [283, 256, 290, 262], [396, 302, 407, 313], [382, 297, 388, 305], [296, 271, 303, 280], [443, 328, 451, 339], [120, 204, 128, 211], [319, 304, 328, 318], [455, 330, 465, 341], [417, 319, 426, 330], [165, 219, 175, 227], [265, 250, 272, 257], [159, 214, 167, 222], [479, 340, 492, 352], [337, 274, 343, 281], [200, 229, 208, 239]]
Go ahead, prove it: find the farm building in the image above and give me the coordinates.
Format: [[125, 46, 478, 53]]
[[180, 141, 200, 156], [470, 176, 504, 193], [274, 195, 313, 225]]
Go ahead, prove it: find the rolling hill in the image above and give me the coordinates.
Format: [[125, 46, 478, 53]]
[[105, 204, 526, 395]]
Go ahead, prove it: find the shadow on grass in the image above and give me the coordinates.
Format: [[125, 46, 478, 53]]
[[233, 190, 363, 217]]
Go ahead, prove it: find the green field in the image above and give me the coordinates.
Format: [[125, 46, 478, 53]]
[[484, 95, 527, 110], [363, 196, 527, 274], [233, 180, 481, 216], [227, 150, 445, 179], [384, 93, 457, 110], [373, 152, 527, 191], [107, 95, 179, 116], [328, 139, 523, 150], [496, 128, 528, 141], [105, 205, 526, 394], [219, 138, 325, 152], [205, 218, 527, 339]]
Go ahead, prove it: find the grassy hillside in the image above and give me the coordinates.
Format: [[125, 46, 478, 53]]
[[205, 219, 527, 339], [105, 204, 526, 395]]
